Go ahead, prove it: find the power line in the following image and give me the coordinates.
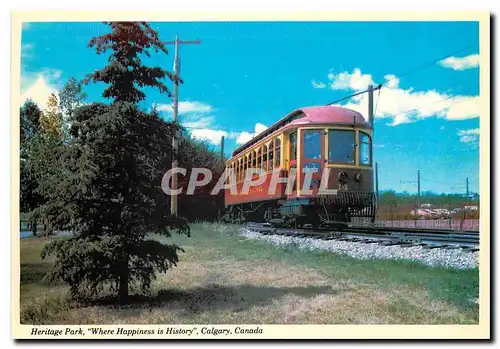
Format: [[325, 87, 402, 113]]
[[374, 86, 382, 117], [326, 84, 382, 106], [324, 44, 476, 111], [382, 44, 477, 88], [393, 93, 475, 117]]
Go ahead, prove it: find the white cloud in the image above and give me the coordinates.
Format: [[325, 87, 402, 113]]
[[190, 129, 228, 145], [327, 68, 374, 91], [154, 99, 268, 146], [189, 122, 268, 146], [20, 69, 62, 108], [319, 68, 479, 126], [311, 80, 326, 89], [235, 132, 253, 145], [156, 101, 213, 115], [235, 123, 268, 145], [457, 128, 480, 143], [383, 74, 400, 89], [182, 115, 215, 129], [439, 54, 479, 70], [21, 43, 34, 59]]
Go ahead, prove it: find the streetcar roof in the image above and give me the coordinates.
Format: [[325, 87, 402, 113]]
[[230, 105, 370, 157]]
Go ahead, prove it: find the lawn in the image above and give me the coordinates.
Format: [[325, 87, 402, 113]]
[[19, 222, 479, 324]]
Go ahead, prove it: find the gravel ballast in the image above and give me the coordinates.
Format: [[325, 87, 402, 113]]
[[240, 229, 479, 270]]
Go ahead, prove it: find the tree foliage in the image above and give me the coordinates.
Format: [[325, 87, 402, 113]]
[[59, 77, 87, 119], [58, 77, 87, 141], [85, 22, 176, 103], [20, 99, 44, 217], [40, 102, 190, 301], [40, 93, 63, 138], [20, 99, 42, 154], [38, 22, 194, 304], [378, 190, 479, 207]]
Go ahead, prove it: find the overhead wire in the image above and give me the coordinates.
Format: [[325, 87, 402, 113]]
[[325, 43, 477, 109], [382, 44, 476, 88]]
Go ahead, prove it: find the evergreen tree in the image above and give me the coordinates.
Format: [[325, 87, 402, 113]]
[[85, 22, 176, 103], [39, 21, 189, 304], [40, 102, 189, 301]]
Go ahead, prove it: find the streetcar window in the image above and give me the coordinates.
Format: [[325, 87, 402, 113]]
[[303, 129, 322, 159], [244, 155, 248, 178], [303, 162, 321, 173], [289, 131, 297, 161], [252, 150, 257, 167], [328, 130, 355, 164], [257, 147, 262, 169], [275, 137, 281, 167], [236, 159, 240, 181], [269, 140, 274, 170], [239, 158, 243, 181], [263, 144, 268, 171], [359, 132, 371, 165], [240, 157, 244, 181]]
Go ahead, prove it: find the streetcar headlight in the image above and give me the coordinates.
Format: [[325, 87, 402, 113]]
[[338, 171, 349, 183]]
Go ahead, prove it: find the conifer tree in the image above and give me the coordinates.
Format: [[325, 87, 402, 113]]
[[85, 21, 176, 103], [40, 22, 189, 304]]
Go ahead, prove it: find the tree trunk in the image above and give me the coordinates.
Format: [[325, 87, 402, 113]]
[[32, 220, 37, 237], [118, 253, 129, 305]]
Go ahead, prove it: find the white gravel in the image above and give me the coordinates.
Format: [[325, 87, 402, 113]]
[[240, 229, 479, 270]]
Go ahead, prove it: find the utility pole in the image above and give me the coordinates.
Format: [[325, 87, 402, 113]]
[[466, 177, 470, 203], [417, 169, 421, 209], [164, 35, 201, 216], [368, 84, 374, 128], [220, 135, 225, 168]]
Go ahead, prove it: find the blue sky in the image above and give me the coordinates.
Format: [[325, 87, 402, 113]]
[[20, 21, 480, 194]]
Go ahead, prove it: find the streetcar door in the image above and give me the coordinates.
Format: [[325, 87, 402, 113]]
[[287, 130, 299, 196], [300, 128, 324, 196]]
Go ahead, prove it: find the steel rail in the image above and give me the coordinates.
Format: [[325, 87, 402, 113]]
[[245, 223, 479, 251]]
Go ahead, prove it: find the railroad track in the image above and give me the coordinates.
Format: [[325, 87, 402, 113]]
[[245, 223, 480, 252]]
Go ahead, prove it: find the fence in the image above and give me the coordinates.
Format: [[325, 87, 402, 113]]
[[351, 202, 480, 231]]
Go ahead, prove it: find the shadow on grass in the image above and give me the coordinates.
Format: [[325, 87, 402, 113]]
[[20, 263, 53, 285], [80, 283, 345, 314]]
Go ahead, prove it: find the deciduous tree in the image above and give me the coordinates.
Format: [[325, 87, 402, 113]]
[[58, 77, 87, 141], [40, 93, 63, 138]]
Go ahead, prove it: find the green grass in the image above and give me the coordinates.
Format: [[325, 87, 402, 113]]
[[19, 222, 479, 324], [164, 223, 479, 311]]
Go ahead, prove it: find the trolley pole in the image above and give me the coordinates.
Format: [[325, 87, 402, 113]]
[[164, 36, 201, 216]]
